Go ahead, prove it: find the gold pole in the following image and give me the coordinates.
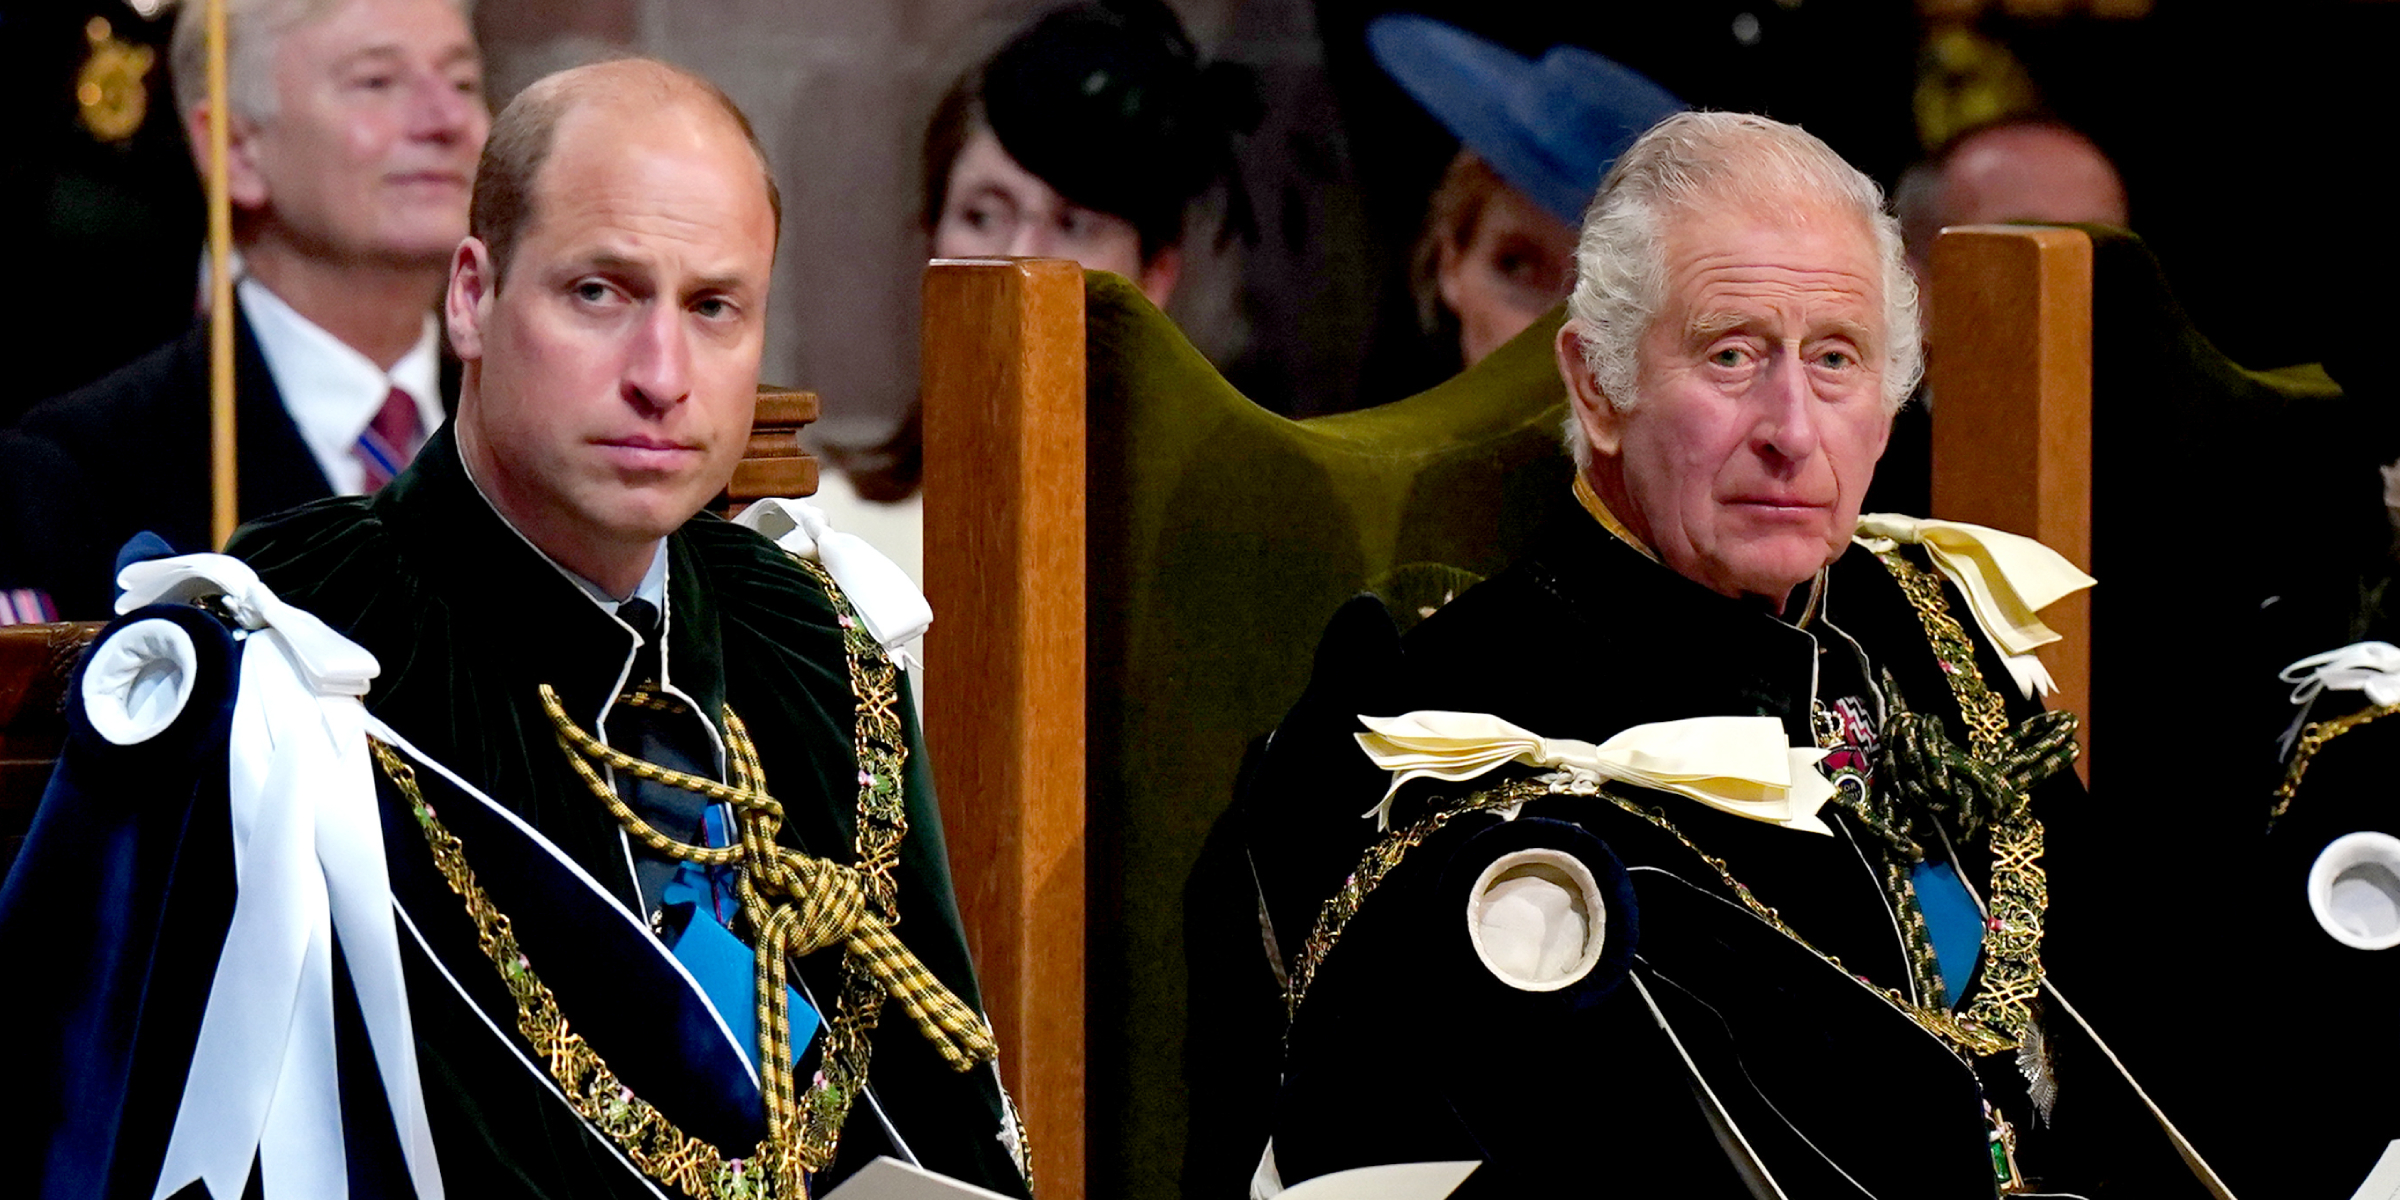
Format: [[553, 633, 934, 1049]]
[[205, 0, 236, 549]]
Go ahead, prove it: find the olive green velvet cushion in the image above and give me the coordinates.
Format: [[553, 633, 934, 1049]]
[[1080, 269, 1572, 1199]]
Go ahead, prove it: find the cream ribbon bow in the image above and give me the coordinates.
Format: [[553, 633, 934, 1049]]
[[1355, 710, 1835, 835], [113, 554, 443, 1200], [1853, 514, 2095, 701]]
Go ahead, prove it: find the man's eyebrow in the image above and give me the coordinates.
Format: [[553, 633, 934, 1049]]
[[567, 253, 758, 295], [686, 272, 757, 296], [1684, 311, 1877, 347], [1814, 317, 1877, 347], [330, 43, 482, 73], [330, 44, 410, 69], [1686, 311, 1755, 341]]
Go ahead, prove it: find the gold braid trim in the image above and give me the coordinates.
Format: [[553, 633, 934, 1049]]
[[2269, 701, 2400, 831], [1875, 551, 2049, 1057]]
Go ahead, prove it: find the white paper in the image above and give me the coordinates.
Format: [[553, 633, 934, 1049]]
[[1278, 1161, 1480, 1200], [2350, 1141, 2400, 1200], [820, 1157, 1017, 1200]]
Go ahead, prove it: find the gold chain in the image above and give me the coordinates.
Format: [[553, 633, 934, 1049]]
[[1283, 779, 1547, 1030], [1875, 551, 2048, 1056], [372, 739, 776, 1199], [2268, 701, 2400, 831]]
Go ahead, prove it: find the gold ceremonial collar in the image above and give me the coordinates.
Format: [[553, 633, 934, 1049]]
[[1572, 474, 1657, 563]]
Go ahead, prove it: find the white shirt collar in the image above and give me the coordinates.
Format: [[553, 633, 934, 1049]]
[[238, 276, 443, 495]]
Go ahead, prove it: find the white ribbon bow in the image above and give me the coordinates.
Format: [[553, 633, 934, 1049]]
[[2278, 641, 2400, 757], [1853, 513, 2096, 700], [734, 498, 932, 667], [2282, 641, 2400, 710], [1354, 710, 1835, 835], [115, 554, 443, 1200]]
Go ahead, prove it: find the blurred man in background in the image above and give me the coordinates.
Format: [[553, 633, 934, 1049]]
[[0, 0, 486, 620], [1895, 116, 2128, 280]]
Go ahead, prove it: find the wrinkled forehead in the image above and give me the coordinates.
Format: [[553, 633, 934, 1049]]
[[1653, 198, 1884, 328]]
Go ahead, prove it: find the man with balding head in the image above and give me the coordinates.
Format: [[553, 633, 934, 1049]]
[[7, 59, 1028, 1199], [1896, 117, 2129, 279], [236, 58, 1030, 1199], [1238, 112, 2217, 1195]]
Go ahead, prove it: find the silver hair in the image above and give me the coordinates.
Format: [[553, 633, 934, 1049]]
[[170, 0, 471, 126], [1561, 111, 1923, 472]]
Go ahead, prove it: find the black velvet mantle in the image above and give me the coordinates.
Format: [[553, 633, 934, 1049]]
[[1241, 500, 2213, 1197]]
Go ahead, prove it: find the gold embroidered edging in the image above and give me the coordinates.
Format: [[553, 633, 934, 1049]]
[[372, 738, 773, 1199], [1875, 550, 2048, 1058]]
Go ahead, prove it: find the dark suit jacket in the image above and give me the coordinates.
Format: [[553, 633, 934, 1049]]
[[0, 302, 458, 619]]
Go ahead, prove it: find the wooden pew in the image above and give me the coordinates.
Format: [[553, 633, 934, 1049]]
[[0, 620, 103, 874], [919, 257, 1089, 1200], [1926, 225, 2096, 774]]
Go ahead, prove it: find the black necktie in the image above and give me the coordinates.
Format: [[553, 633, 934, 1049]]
[[610, 597, 717, 924], [619, 598, 663, 687]]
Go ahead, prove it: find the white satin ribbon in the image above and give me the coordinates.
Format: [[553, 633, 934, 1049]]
[[1854, 513, 2096, 701], [2278, 641, 2400, 757], [1355, 710, 1835, 835], [2283, 641, 2400, 710], [734, 498, 932, 668], [116, 554, 443, 1200]]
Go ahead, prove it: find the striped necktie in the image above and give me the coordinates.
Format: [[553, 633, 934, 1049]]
[[354, 387, 425, 493]]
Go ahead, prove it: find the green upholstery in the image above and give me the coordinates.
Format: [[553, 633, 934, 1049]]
[[1080, 270, 1571, 1199]]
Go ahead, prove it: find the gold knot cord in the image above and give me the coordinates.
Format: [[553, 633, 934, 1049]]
[[374, 557, 999, 1199], [539, 683, 996, 1072]]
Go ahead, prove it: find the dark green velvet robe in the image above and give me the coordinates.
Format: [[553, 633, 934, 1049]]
[[227, 425, 1027, 1199]]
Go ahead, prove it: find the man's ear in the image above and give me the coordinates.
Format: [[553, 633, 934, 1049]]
[[1556, 320, 1626, 458], [1136, 246, 1183, 309], [446, 237, 494, 364], [185, 100, 271, 211]]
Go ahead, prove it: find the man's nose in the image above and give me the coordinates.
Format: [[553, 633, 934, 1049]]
[[1754, 351, 1821, 462], [623, 305, 692, 413], [408, 72, 483, 142]]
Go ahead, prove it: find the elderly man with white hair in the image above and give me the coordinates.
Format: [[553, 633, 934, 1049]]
[[1, 0, 484, 620], [1239, 112, 2221, 1196]]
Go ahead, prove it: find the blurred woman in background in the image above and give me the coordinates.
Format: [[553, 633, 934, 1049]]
[[1373, 15, 1682, 369], [817, 0, 1257, 579]]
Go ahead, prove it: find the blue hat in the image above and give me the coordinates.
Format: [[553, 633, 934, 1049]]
[[1368, 16, 1685, 226]]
